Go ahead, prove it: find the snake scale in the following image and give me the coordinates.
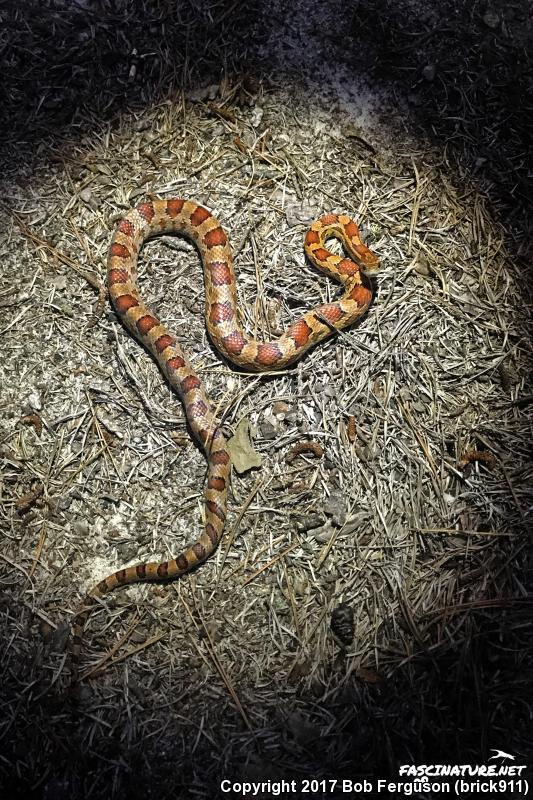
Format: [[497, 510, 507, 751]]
[[71, 198, 379, 681]]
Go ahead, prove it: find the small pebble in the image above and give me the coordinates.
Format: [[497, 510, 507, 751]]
[[482, 8, 500, 28]]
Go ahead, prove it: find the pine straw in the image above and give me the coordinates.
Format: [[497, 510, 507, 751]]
[[0, 0, 532, 797]]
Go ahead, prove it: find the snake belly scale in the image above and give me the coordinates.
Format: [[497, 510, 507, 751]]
[[71, 198, 379, 680]]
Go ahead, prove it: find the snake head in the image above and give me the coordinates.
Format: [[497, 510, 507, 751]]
[[357, 248, 380, 276]]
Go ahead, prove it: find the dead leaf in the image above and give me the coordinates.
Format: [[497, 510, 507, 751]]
[[227, 418, 262, 474]]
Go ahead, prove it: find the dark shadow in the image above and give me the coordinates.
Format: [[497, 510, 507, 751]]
[[0, 594, 531, 797], [344, 0, 532, 258], [1, 0, 531, 260]]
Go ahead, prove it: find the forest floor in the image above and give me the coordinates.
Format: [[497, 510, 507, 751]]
[[0, 0, 531, 797]]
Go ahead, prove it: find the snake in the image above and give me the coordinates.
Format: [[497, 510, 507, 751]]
[[71, 198, 379, 681]]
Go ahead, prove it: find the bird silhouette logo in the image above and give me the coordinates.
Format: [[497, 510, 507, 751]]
[[489, 749, 515, 761]]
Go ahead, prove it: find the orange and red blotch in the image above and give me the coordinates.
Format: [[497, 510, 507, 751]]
[[288, 319, 312, 348], [190, 205, 212, 226], [167, 355, 186, 371], [192, 542, 206, 560], [313, 247, 332, 263], [176, 554, 189, 571], [114, 294, 139, 314], [157, 562, 169, 578], [255, 343, 283, 366], [209, 301, 234, 325], [205, 523, 219, 545], [222, 331, 246, 355], [344, 221, 360, 240], [337, 258, 358, 276], [208, 261, 232, 286], [136, 314, 158, 335], [208, 476, 226, 491], [206, 500, 226, 522], [305, 229, 320, 246], [110, 242, 130, 259], [137, 202, 155, 222], [155, 334, 175, 353], [317, 303, 343, 323], [108, 268, 130, 285], [181, 375, 201, 394], [204, 227, 227, 248], [118, 218, 135, 237], [349, 284, 371, 305], [320, 213, 339, 226], [210, 449, 230, 466], [166, 198, 184, 217]]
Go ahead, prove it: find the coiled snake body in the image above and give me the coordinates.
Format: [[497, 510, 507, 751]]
[[71, 199, 379, 680]]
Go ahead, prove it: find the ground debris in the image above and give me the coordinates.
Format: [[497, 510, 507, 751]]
[[0, 0, 531, 795]]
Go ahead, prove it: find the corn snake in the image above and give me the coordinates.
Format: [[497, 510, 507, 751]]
[[71, 198, 379, 681]]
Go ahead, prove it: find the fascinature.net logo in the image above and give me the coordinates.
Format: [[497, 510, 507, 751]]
[[393, 750, 528, 796]]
